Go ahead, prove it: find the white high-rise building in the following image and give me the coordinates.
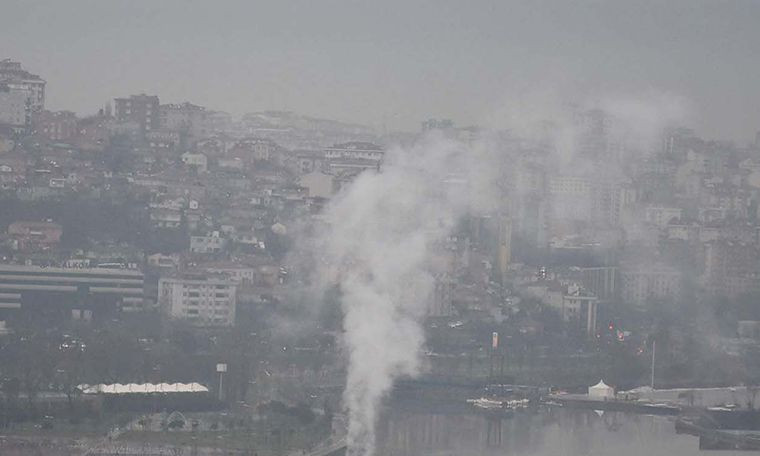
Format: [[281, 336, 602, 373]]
[[158, 276, 237, 327]]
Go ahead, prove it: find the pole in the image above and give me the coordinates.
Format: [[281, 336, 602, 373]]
[[218, 372, 224, 401], [650, 340, 656, 389], [489, 349, 494, 383]]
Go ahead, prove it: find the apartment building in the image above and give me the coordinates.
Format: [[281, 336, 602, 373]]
[[158, 276, 236, 327]]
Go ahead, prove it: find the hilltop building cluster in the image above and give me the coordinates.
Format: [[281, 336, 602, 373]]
[[1, 58, 760, 381]]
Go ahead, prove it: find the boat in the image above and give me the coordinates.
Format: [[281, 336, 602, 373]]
[[467, 397, 531, 411]]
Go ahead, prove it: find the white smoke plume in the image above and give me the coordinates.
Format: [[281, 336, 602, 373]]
[[314, 134, 503, 456], [486, 88, 691, 165], [303, 91, 689, 456]]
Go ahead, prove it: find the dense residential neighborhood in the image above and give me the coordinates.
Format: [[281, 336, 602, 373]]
[[1, 46, 760, 454]]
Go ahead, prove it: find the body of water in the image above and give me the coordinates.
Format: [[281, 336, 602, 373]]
[[377, 403, 746, 456]]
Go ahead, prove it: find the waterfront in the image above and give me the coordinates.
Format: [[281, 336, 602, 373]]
[[377, 403, 748, 456]]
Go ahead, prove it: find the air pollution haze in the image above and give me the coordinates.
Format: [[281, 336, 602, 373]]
[[304, 91, 686, 456], [3, 3, 760, 455], [487, 90, 691, 165], [309, 92, 687, 455], [313, 136, 503, 455]]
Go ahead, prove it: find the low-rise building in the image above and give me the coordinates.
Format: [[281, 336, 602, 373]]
[[146, 253, 181, 270], [32, 110, 77, 141], [149, 208, 182, 228], [644, 206, 683, 228], [202, 263, 256, 285], [7, 220, 62, 251], [147, 129, 180, 153], [324, 141, 384, 161], [620, 262, 682, 307], [295, 150, 326, 174], [72, 115, 111, 152], [159, 102, 209, 140], [181, 152, 208, 172], [190, 231, 226, 254], [522, 280, 565, 309], [229, 137, 281, 163]]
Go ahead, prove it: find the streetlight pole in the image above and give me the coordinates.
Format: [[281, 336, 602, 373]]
[[650, 340, 656, 389]]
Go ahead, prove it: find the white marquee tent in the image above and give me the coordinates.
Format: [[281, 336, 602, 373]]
[[588, 380, 615, 400], [79, 382, 209, 395]]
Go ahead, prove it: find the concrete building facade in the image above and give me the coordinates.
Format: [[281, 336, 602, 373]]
[[0, 264, 145, 320], [114, 94, 160, 139], [158, 276, 236, 327], [0, 59, 45, 113], [0, 84, 29, 128]]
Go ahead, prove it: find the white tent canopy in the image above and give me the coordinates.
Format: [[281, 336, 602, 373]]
[[588, 380, 615, 399], [78, 382, 209, 395]]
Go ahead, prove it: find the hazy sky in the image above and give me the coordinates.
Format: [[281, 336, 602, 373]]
[[2, 0, 759, 141]]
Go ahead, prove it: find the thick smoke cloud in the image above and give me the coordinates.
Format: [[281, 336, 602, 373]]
[[304, 91, 688, 456], [313, 135, 503, 455], [487, 89, 690, 164]]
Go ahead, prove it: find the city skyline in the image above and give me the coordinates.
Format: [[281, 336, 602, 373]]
[[3, 3, 760, 452], [2, 0, 760, 142]]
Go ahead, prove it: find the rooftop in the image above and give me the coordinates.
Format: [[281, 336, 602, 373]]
[[327, 141, 383, 151], [0, 58, 44, 82]]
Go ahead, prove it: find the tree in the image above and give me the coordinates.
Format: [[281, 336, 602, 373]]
[[85, 328, 141, 383], [0, 377, 21, 427], [215, 328, 258, 402], [56, 340, 86, 412], [6, 332, 56, 411]]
